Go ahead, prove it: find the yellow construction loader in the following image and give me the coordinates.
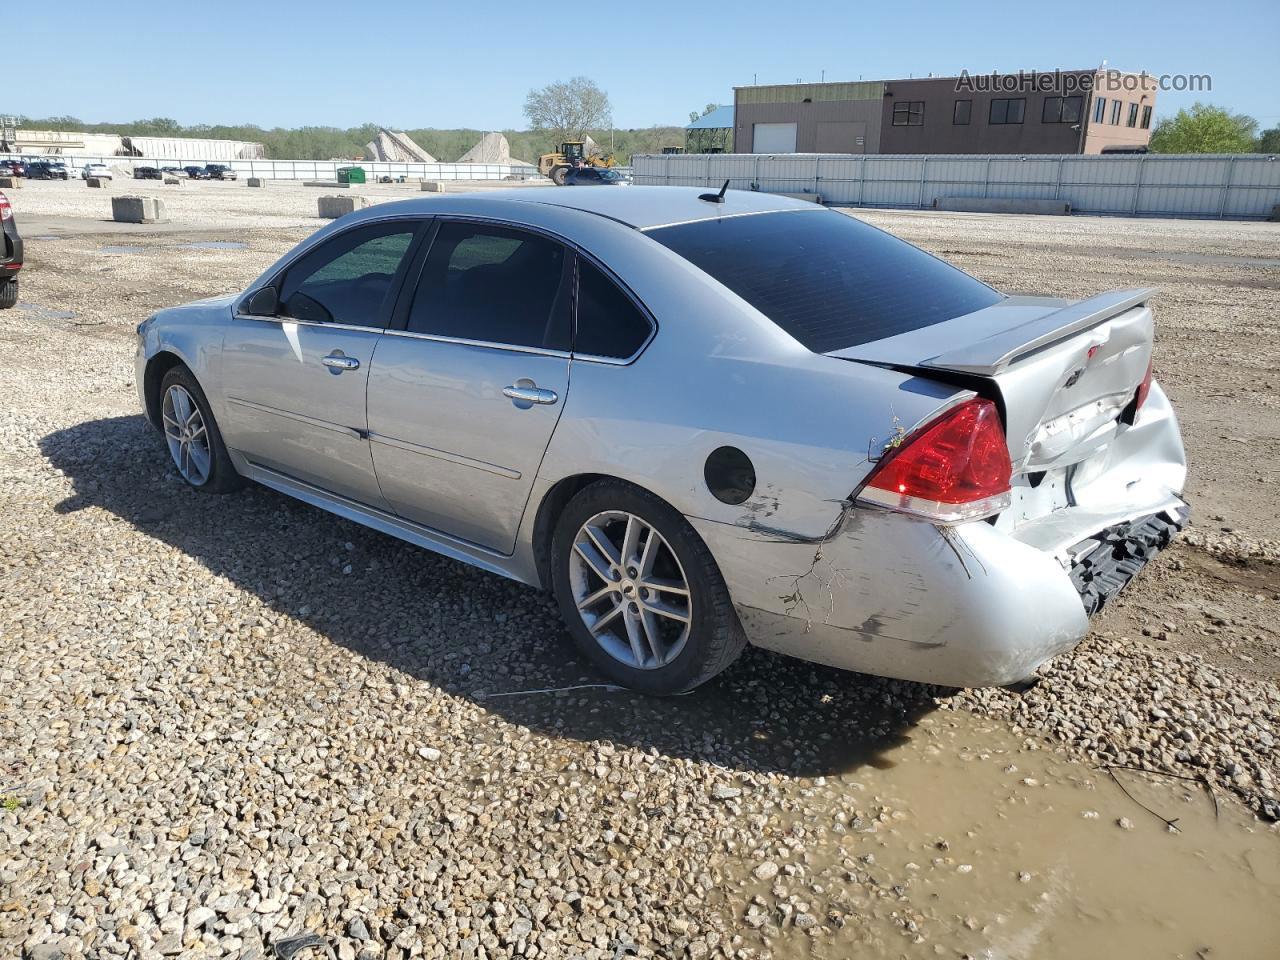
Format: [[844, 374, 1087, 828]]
[[538, 141, 616, 185]]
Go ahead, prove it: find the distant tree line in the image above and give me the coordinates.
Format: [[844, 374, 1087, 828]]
[[1148, 103, 1279, 154], [3, 113, 685, 164]]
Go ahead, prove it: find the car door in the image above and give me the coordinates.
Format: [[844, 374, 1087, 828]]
[[220, 218, 424, 506], [365, 219, 573, 553]]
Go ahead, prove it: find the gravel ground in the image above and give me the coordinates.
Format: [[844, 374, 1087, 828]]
[[1, 181, 1278, 959]]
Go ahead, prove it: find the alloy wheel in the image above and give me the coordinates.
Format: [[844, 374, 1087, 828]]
[[161, 384, 212, 486], [568, 510, 693, 670]]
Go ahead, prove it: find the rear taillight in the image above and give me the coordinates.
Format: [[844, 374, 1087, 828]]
[[0, 193, 11, 221], [1134, 356, 1154, 412], [857, 397, 1013, 524]]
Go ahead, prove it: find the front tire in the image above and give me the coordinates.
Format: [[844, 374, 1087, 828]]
[[551, 480, 746, 695], [158, 365, 242, 493]]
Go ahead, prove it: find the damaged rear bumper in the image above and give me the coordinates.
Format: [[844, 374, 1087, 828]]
[[689, 499, 1187, 690], [688, 378, 1187, 688]]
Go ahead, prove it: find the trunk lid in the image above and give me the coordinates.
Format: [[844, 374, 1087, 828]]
[[828, 288, 1156, 472]]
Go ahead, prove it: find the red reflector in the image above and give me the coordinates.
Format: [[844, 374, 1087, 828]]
[[858, 398, 1012, 523], [1134, 356, 1154, 412]]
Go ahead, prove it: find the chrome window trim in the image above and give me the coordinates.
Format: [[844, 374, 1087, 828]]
[[232, 314, 386, 336], [379, 327, 570, 360]]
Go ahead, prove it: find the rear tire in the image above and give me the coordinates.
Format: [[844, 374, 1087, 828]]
[[158, 365, 243, 494], [551, 479, 747, 695], [0, 279, 16, 310]]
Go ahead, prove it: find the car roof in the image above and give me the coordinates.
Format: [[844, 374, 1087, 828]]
[[382, 186, 820, 231]]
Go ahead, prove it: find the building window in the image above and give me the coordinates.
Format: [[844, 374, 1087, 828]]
[[953, 99, 972, 125], [1094, 97, 1107, 123], [1111, 100, 1122, 125], [1127, 103, 1139, 127], [989, 98, 1026, 124], [1141, 105, 1152, 129], [1042, 96, 1083, 124], [892, 101, 925, 126]]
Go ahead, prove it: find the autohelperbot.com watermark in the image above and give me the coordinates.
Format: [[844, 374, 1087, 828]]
[[954, 69, 1210, 95]]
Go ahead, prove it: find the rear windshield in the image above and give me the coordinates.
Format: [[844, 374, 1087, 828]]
[[648, 210, 1002, 353]]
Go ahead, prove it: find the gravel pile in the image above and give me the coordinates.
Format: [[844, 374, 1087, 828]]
[[2, 193, 1278, 958]]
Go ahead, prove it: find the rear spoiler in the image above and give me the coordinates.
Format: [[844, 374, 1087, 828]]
[[923, 288, 1157, 376]]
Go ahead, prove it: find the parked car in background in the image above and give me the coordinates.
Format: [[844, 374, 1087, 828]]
[[134, 167, 162, 180], [563, 167, 631, 186], [81, 163, 113, 180], [204, 164, 237, 181], [135, 188, 1187, 695], [1, 190, 22, 309], [0, 159, 26, 177], [26, 160, 70, 180], [183, 166, 210, 180]]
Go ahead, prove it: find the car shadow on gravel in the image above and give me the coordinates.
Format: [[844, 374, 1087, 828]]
[[42, 415, 942, 778]]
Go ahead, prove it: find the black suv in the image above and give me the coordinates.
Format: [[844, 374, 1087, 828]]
[[204, 164, 237, 180], [1, 190, 22, 309], [183, 166, 210, 180]]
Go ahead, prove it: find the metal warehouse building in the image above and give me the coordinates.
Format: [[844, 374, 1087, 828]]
[[733, 69, 1156, 155]]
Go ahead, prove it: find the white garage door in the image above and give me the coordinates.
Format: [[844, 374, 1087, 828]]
[[752, 122, 798, 154]]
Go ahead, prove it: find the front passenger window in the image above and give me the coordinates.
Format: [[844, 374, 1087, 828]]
[[278, 222, 417, 326]]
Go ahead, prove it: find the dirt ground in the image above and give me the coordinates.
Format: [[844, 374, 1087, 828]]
[[2, 179, 1278, 960]]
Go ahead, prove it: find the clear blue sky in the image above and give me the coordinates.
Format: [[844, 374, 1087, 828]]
[[12, 0, 1278, 131]]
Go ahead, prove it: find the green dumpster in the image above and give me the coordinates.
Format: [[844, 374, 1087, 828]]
[[336, 166, 366, 185]]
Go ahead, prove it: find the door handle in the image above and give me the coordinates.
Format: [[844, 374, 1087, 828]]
[[322, 352, 360, 373], [502, 383, 559, 406]]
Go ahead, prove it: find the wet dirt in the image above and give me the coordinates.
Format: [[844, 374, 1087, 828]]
[[725, 708, 1280, 958]]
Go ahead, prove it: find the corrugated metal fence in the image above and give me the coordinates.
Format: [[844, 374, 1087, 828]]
[[2, 153, 540, 182], [633, 153, 1280, 219]]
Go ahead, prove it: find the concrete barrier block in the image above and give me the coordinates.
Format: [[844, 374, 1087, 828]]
[[86, 177, 109, 188], [419, 181, 446, 192], [0, 176, 19, 189], [318, 195, 369, 219], [777, 191, 822, 204], [304, 180, 346, 188], [111, 196, 166, 224], [246, 178, 266, 188], [163, 176, 182, 186], [1269, 204, 1280, 223], [934, 196, 1071, 215]]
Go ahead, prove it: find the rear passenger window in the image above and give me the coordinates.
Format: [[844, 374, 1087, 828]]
[[408, 222, 569, 350], [574, 260, 653, 360]]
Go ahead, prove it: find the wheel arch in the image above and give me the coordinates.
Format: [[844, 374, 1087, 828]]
[[532, 471, 712, 590], [142, 350, 187, 429]]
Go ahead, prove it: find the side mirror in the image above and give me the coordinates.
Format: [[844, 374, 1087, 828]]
[[243, 287, 279, 316]]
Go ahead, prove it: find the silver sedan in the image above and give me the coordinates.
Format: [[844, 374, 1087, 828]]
[[135, 187, 1187, 694]]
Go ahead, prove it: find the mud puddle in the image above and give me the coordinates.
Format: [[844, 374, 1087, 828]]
[[99, 240, 248, 254], [730, 709, 1280, 958]]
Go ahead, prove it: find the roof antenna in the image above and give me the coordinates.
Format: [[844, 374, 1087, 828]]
[[698, 179, 730, 204]]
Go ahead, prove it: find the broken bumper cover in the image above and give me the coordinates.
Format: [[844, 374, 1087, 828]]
[[1068, 505, 1188, 616], [689, 499, 1186, 689]]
